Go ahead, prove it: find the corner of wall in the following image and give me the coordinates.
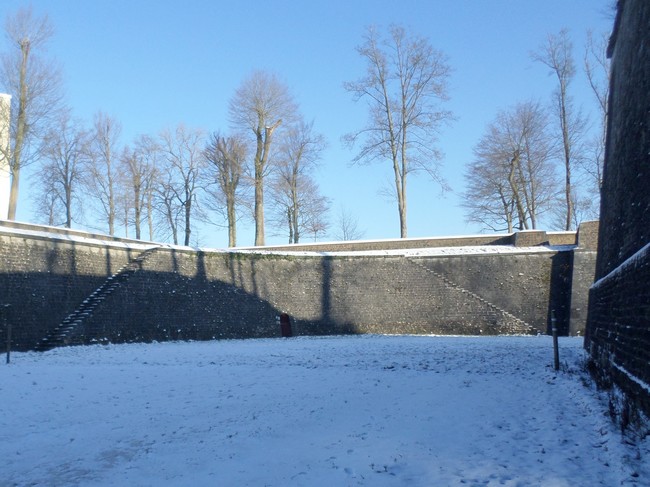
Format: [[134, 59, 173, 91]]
[[577, 221, 600, 251]]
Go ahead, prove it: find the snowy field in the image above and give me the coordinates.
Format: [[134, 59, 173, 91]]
[[1, 335, 648, 486]]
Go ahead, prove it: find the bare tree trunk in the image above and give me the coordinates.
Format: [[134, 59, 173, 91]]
[[399, 150, 408, 238], [292, 201, 299, 243], [65, 179, 72, 228], [184, 196, 191, 246], [498, 190, 514, 233], [106, 142, 115, 235], [515, 151, 533, 228], [147, 192, 154, 241], [7, 41, 29, 220], [287, 207, 293, 244], [134, 183, 141, 239], [8, 167, 20, 220], [227, 196, 236, 247], [561, 106, 573, 231], [254, 160, 265, 245], [291, 167, 300, 243], [108, 187, 115, 234], [508, 151, 529, 230], [395, 167, 407, 238], [163, 199, 177, 245], [123, 201, 129, 238], [253, 122, 281, 246]]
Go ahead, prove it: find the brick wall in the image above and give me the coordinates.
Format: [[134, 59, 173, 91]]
[[585, 0, 650, 418]]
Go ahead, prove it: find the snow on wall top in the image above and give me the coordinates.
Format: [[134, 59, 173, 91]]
[[0, 221, 575, 257]]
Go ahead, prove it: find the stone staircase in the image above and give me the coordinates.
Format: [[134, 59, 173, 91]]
[[35, 246, 160, 351], [406, 257, 538, 334]]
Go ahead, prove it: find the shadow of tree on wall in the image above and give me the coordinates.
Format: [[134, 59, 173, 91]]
[[321, 255, 331, 324], [2, 233, 582, 352], [0, 237, 134, 351], [548, 252, 573, 335], [76, 248, 289, 345]]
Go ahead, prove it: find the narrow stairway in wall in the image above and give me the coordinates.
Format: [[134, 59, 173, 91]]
[[406, 257, 538, 334], [34, 246, 160, 352]]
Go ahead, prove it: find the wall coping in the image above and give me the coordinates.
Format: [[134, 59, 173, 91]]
[[1, 219, 587, 255]]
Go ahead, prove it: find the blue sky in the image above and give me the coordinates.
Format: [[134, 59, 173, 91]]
[[2, 0, 615, 247]]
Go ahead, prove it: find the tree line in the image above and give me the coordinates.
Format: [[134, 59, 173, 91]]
[[0, 7, 609, 247], [0, 8, 338, 247], [462, 29, 610, 232]]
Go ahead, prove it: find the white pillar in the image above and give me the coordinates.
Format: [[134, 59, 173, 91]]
[[0, 93, 10, 220]]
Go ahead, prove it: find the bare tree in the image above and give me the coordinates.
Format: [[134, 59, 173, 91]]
[[159, 124, 205, 246], [202, 132, 248, 247], [37, 111, 88, 228], [344, 25, 453, 238], [228, 70, 298, 246], [31, 186, 60, 226], [85, 112, 121, 234], [284, 176, 330, 242], [462, 101, 559, 232], [270, 119, 327, 243], [0, 94, 10, 219], [335, 207, 365, 241], [270, 172, 330, 244], [119, 147, 141, 238], [532, 29, 587, 230], [120, 135, 160, 240], [115, 180, 133, 238], [132, 135, 160, 240], [0, 6, 63, 219], [154, 169, 182, 245], [583, 30, 610, 193], [462, 154, 517, 233]]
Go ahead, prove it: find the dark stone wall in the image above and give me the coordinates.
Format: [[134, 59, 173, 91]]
[[587, 251, 650, 414], [596, 0, 650, 277], [78, 248, 559, 343], [569, 250, 597, 335], [586, 0, 650, 417], [0, 221, 598, 351], [0, 232, 136, 350]]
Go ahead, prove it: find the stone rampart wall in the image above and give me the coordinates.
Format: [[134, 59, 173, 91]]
[[80, 249, 556, 345], [0, 222, 597, 351], [0, 230, 141, 349]]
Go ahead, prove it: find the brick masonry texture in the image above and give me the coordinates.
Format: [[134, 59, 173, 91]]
[[586, 0, 650, 417], [0, 221, 597, 351]]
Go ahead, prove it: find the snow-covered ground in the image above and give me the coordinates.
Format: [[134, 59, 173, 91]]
[[1, 335, 647, 486]]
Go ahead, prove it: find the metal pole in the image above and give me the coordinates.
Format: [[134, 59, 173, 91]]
[[552, 310, 559, 371], [3, 305, 10, 364], [6, 323, 11, 364]]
